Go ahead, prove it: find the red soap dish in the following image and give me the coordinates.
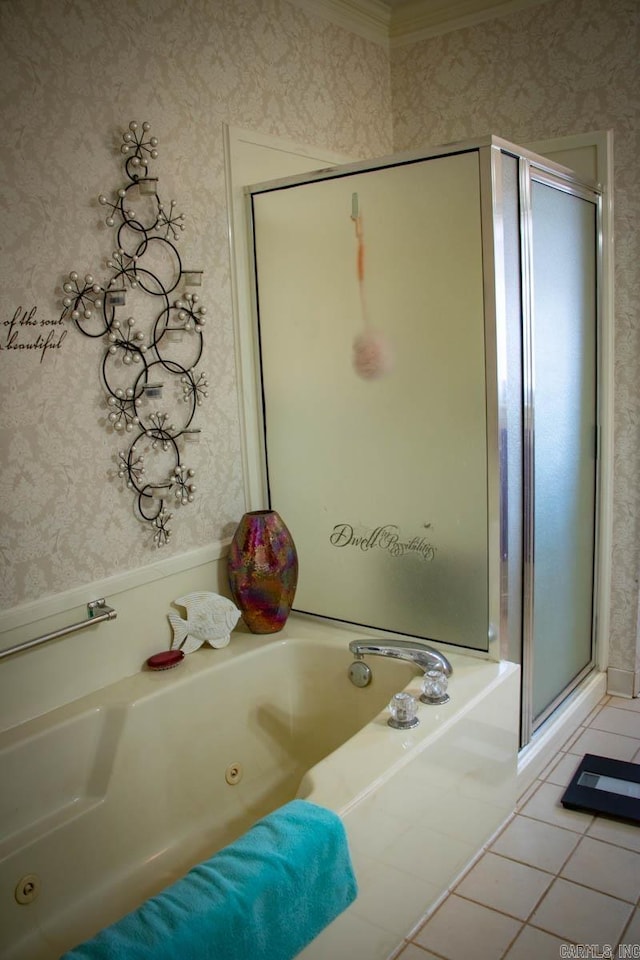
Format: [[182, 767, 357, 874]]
[[146, 650, 185, 671]]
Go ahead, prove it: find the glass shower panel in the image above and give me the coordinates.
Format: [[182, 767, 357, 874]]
[[251, 151, 489, 650], [530, 180, 597, 723]]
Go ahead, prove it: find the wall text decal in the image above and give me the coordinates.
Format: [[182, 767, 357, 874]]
[[329, 522, 436, 561], [2, 305, 67, 362]]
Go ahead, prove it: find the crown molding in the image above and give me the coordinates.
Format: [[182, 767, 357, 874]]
[[388, 0, 553, 45], [290, 0, 391, 46], [288, 0, 552, 46]]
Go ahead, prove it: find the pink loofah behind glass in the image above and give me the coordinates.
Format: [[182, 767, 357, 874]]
[[351, 194, 393, 380], [353, 328, 394, 380]]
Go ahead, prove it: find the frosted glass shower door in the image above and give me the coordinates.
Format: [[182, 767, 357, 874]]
[[528, 177, 598, 727], [250, 151, 489, 650]]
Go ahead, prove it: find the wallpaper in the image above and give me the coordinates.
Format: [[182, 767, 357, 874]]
[[391, 0, 640, 674], [1, 0, 637, 681], [0, 0, 393, 610]]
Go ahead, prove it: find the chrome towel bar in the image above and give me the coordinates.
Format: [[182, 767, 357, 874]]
[[0, 598, 117, 661]]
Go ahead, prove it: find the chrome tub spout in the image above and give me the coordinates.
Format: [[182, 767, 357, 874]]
[[348, 638, 453, 676]]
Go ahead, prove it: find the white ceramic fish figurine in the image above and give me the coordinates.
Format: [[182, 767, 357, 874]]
[[168, 592, 241, 654]]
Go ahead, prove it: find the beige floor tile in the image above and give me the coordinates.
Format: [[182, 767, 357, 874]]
[[503, 925, 569, 960], [455, 852, 552, 921], [516, 780, 541, 810], [620, 908, 640, 952], [583, 702, 608, 727], [567, 727, 640, 761], [589, 705, 640, 738], [561, 726, 586, 752], [491, 814, 580, 873], [543, 752, 582, 788], [518, 781, 594, 833], [538, 753, 562, 782], [530, 877, 633, 944], [560, 835, 640, 902], [395, 944, 442, 960], [608, 696, 640, 714], [587, 815, 640, 853], [414, 895, 522, 960]]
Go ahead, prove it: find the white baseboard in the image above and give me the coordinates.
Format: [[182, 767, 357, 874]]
[[607, 667, 640, 699]]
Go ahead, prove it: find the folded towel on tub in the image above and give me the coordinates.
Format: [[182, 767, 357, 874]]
[[61, 799, 357, 960]]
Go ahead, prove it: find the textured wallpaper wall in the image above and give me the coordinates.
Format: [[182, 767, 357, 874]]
[[0, 0, 392, 611], [2, 0, 637, 681], [391, 0, 640, 674]]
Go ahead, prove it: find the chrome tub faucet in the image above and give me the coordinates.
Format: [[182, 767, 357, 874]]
[[348, 637, 453, 677]]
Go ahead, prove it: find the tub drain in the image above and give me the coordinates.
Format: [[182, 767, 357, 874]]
[[15, 874, 40, 905], [225, 762, 243, 785]]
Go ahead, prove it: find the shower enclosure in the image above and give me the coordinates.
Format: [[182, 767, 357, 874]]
[[245, 135, 601, 745]]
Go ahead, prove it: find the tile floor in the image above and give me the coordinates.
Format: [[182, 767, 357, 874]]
[[392, 694, 640, 960]]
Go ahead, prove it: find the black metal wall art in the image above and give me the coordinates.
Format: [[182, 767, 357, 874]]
[[60, 121, 207, 547]]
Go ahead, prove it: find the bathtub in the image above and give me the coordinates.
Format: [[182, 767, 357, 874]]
[[0, 616, 519, 960]]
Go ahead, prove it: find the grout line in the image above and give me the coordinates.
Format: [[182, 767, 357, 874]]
[[565, 728, 640, 755], [410, 945, 449, 959], [552, 848, 640, 905], [426, 888, 526, 926], [616, 908, 640, 954], [586, 818, 640, 852], [582, 700, 609, 726], [537, 751, 564, 782], [515, 808, 594, 834], [561, 726, 587, 752], [486, 829, 581, 875], [515, 776, 544, 809], [526, 918, 581, 943], [499, 924, 525, 960], [453, 847, 557, 926], [453, 888, 542, 926], [386, 939, 408, 959], [522, 876, 583, 943]]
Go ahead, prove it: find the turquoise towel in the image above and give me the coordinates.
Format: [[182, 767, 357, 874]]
[[61, 799, 357, 960]]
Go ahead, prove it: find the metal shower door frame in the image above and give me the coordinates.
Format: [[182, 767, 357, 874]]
[[518, 159, 603, 746]]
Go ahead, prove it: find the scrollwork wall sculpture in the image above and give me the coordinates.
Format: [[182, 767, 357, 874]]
[[59, 121, 208, 547]]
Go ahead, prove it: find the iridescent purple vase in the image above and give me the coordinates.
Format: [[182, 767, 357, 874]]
[[227, 510, 298, 634]]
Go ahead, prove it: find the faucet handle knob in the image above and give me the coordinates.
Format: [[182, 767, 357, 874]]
[[388, 692, 419, 729], [420, 667, 450, 705]]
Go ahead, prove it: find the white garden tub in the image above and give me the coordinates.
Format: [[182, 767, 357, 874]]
[[0, 616, 519, 960]]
